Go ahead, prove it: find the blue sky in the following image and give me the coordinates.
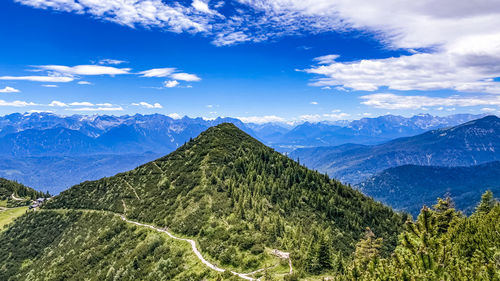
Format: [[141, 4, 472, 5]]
[[1, 0, 500, 123]]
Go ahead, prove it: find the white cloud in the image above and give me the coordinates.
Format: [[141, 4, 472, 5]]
[[67, 106, 124, 111], [132, 102, 163, 109], [139, 68, 176, 78], [48, 100, 68, 107], [0, 86, 20, 93], [481, 107, 497, 112], [96, 103, 113, 107], [27, 109, 54, 113], [77, 81, 92, 85], [236, 115, 286, 124], [310, 101, 318, 105], [304, 49, 500, 93], [299, 112, 350, 122], [170, 72, 201, 81], [0, 75, 73, 82], [167, 113, 182, 119], [361, 93, 500, 109], [41, 84, 58, 88], [212, 32, 251, 46], [15, 0, 208, 32], [192, 0, 217, 15], [36, 65, 131, 76], [313, 54, 339, 64], [69, 102, 94, 106], [13, 0, 500, 53], [0, 99, 37, 107], [164, 80, 180, 88], [98, 59, 126, 65]]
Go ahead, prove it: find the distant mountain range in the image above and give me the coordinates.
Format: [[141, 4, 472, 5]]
[[0, 113, 253, 156], [0, 112, 486, 156], [0, 112, 491, 193], [0, 153, 162, 194], [290, 115, 500, 183], [277, 113, 486, 148], [357, 161, 500, 216]]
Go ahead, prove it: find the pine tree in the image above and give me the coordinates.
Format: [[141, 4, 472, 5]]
[[317, 233, 333, 271], [475, 190, 496, 214], [433, 197, 460, 235], [353, 227, 382, 271]]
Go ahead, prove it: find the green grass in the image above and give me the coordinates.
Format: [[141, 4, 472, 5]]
[[0, 207, 28, 230], [0, 199, 7, 208]]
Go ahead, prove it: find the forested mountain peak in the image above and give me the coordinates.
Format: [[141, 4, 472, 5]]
[[45, 123, 404, 276]]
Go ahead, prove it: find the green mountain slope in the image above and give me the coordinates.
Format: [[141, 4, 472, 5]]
[[357, 162, 500, 216], [0, 178, 47, 208], [44, 123, 405, 276], [0, 210, 217, 281]]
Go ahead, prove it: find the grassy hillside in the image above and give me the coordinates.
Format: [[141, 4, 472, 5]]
[[0, 207, 28, 231], [45, 123, 405, 276], [0, 210, 218, 281]]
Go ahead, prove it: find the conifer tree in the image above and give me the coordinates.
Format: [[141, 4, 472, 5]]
[[352, 227, 382, 272], [475, 190, 496, 214]]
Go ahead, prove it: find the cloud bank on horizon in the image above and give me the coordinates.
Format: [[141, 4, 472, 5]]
[[1, 0, 500, 121]]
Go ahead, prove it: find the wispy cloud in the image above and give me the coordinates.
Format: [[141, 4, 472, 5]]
[[0, 99, 37, 107], [164, 80, 180, 88], [361, 93, 500, 110], [299, 112, 350, 122], [48, 100, 68, 107], [0, 75, 73, 82], [131, 102, 163, 109], [170, 73, 201, 82], [41, 84, 58, 88], [141, 67, 201, 88], [67, 106, 124, 112], [481, 107, 497, 112], [139, 68, 177, 78], [236, 115, 286, 124], [77, 81, 92, 85], [304, 50, 500, 93], [14, 0, 500, 52], [69, 102, 94, 106], [0, 86, 20, 93], [98, 59, 127, 65], [36, 65, 131, 76]]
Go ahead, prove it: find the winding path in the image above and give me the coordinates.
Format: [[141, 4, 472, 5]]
[[119, 215, 292, 280], [10, 194, 24, 201]]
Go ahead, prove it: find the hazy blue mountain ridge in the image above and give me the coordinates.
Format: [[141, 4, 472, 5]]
[[357, 161, 500, 216], [290, 115, 500, 183]]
